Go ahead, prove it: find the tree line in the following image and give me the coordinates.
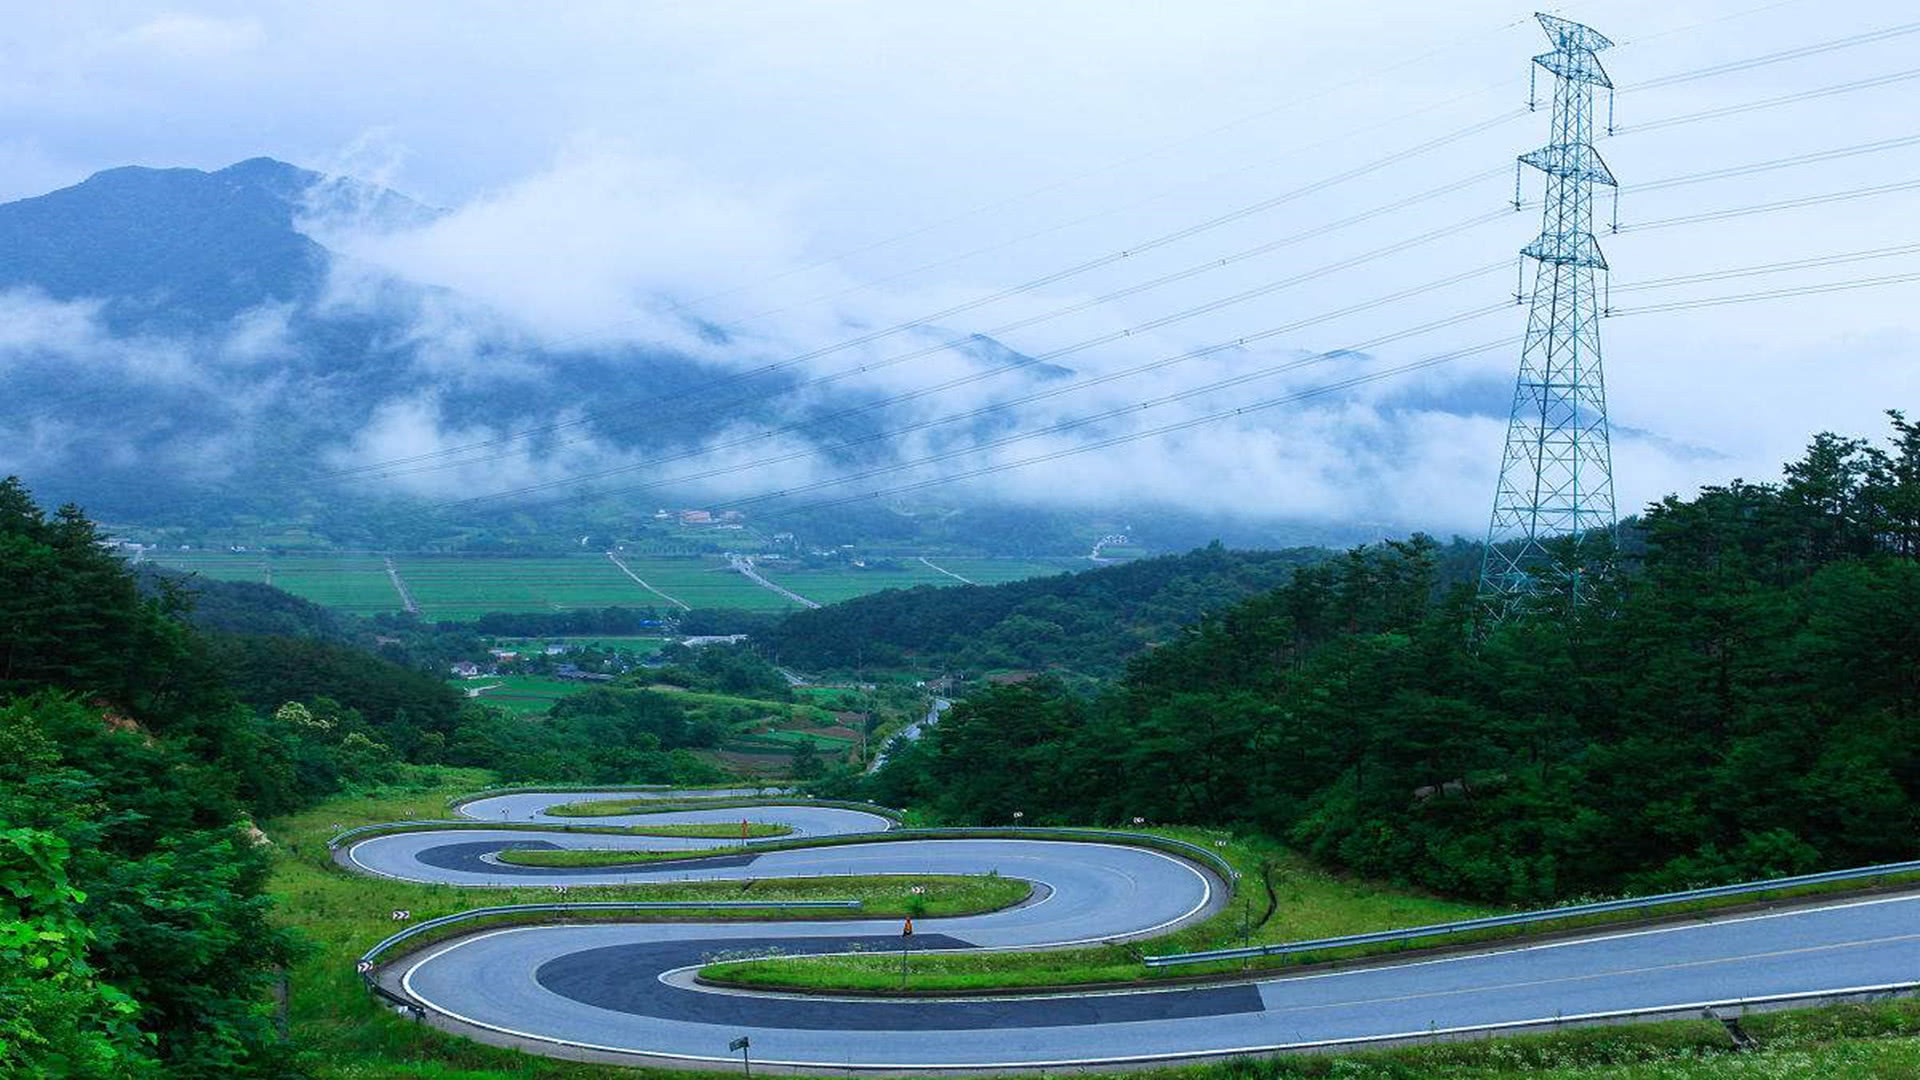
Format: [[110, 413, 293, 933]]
[[864, 413, 1920, 904]]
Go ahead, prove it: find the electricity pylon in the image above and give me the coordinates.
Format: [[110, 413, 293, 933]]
[[1479, 13, 1618, 622]]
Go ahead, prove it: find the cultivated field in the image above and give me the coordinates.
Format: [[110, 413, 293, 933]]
[[389, 556, 655, 619], [143, 550, 272, 582], [612, 555, 799, 612], [141, 551, 1078, 618], [922, 556, 1080, 585], [754, 561, 952, 605], [267, 554, 398, 613]]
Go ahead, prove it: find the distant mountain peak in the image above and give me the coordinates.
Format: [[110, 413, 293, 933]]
[[0, 156, 436, 329]]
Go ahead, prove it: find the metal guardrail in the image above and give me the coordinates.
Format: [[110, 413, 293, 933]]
[[1145, 858, 1920, 967], [358, 900, 863, 968]]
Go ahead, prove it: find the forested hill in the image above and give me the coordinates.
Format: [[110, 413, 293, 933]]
[[759, 544, 1330, 677], [868, 412, 1920, 905]]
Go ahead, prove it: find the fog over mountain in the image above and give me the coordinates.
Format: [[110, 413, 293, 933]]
[[0, 144, 1905, 547], [0, 155, 1456, 540]]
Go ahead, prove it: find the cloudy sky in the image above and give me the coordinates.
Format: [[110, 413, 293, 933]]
[[2, 0, 1915, 535]]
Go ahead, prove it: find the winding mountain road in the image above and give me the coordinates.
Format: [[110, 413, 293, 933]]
[[351, 792, 1920, 1072]]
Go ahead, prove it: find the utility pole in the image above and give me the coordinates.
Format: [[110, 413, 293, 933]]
[[1479, 13, 1619, 622]]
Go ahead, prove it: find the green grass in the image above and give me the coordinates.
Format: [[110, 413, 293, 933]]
[[752, 562, 952, 604], [507, 820, 792, 844], [644, 684, 838, 722], [731, 728, 856, 749], [611, 555, 801, 612], [267, 555, 399, 614], [498, 845, 757, 866], [450, 674, 587, 715], [392, 556, 656, 620], [928, 556, 1080, 585], [542, 795, 788, 818]]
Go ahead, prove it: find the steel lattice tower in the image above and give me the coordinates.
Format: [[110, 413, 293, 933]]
[[1479, 13, 1618, 620]]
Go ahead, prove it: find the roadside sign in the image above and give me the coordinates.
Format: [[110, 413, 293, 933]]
[[729, 1037, 750, 1052], [902, 917, 913, 937]]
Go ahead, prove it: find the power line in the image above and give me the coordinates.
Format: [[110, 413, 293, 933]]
[[744, 339, 1521, 518], [647, 17, 1536, 324], [1606, 268, 1920, 315], [369, 173, 1509, 485], [325, 109, 1526, 480], [455, 270, 1514, 512], [1616, 67, 1920, 134], [1621, 178, 1920, 231], [323, 38, 1920, 483], [1625, 134, 1920, 194], [425, 166, 1920, 501], [1620, 19, 1920, 92], [420, 208, 1511, 496], [1611, 241, 1920, 292], [749, 265, 1920, 517]]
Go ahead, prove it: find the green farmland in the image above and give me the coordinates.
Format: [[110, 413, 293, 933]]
[[141, 550, 1078, 619], [609, 555, 799, 611], [754, 560, 951, 605], [265, 554, 397, 613], [922, 556, 1079, 585], [142, 550, 272, 582], [454, 674, 584, 714]]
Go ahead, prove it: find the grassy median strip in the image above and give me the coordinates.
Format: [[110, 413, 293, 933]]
[[617, 821, 792, 839], [496, 844, 745, 867], [542, 795, 897, 819], [544, 796, 782, 817]]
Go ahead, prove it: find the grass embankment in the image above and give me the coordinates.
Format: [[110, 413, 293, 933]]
[[596, 821, 790, 839], [274, 774, 1920, 1078], [543, 794, 879, 818]]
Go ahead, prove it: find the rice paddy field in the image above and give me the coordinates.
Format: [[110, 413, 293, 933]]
[[389, 556, 652, 619], [754, 560, 952, 604], [142, 549, 274, 582], [266, 554, 398, 613], [920, 556, 1080, 585], [140, 550, 1078, 618], [609, 555, 799, 611], [456, 674, 582, 714]]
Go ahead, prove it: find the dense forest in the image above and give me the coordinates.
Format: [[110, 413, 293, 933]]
[[0, 478, 749, 1076], [866, 413, 1920, 903], [761, 545, 1333, 677]]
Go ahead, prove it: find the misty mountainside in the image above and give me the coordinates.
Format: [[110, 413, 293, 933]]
[[0, 157, 1078, 537]]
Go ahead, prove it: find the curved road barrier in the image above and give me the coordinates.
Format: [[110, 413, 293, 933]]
[[346, 789, 1920, 1071], [1146, 857, 1920, 967]]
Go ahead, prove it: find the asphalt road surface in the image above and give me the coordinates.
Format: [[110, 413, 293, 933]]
[[360, 791, 1920, 1070]]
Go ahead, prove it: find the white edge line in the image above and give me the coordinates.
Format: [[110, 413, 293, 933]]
[[1252, 890, 1920, 987], [395, 937, 1920, 1072]]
